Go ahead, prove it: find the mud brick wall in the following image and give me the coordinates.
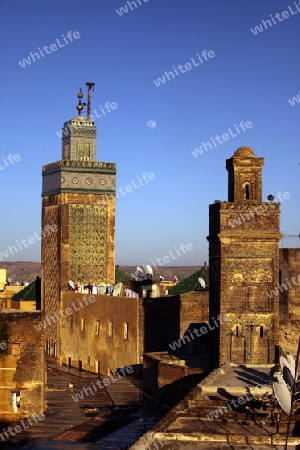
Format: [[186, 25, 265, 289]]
[[0, 311, 45, 422]]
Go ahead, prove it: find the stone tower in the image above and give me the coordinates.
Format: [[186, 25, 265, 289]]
[[41, 84, 116, 355], [208, 147, 281, 369]]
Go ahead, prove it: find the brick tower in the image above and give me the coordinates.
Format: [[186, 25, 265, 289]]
[[41, 83, 116, 355], [208, 147, 281, 369]]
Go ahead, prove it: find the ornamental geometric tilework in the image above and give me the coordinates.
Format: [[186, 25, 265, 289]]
[[43, 205, 59, 346], [69, 204, 108, 284]]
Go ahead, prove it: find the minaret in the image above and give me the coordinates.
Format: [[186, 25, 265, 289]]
[[207, 147, 281, 369], [41, 84, 116, 356]]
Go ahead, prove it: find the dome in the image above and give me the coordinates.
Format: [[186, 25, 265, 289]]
[[234, 146, 255, 158]]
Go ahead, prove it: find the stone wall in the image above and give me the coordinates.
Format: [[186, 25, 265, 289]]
[[0, 311, 45, 422]]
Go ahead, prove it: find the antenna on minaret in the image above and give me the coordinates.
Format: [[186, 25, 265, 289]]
[[86, 82, 95, 121]]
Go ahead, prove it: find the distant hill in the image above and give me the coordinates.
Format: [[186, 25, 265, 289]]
[[0, 262, 202, 284], [0, 262, 40, 284]]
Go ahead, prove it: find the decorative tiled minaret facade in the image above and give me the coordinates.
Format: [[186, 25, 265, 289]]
[[41, 85, 116, 356], [208, 147, 282, 368]]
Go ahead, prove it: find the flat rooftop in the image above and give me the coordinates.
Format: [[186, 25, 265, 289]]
[[200, 363, 275, 396], [131, 363, 300, 450]]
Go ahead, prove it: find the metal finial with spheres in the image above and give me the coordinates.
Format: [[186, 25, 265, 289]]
[[76, 88, 85, 116]]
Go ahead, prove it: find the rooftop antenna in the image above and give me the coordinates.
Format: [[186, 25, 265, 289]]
[[86, 82, 95, 121]]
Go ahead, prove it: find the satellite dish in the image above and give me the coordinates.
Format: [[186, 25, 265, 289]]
[[145, 265, 153, 276], [282, 366, 295, 393], [273, 373, 292, 414], [286, 353, 298, 379], [198, 277, 206, 288], [280, 355, 296, 379], [136, 266, 145, 279], [159, 275, 164, 281]]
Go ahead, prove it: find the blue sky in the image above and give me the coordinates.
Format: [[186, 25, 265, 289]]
[[0, 0, 299, 265]]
